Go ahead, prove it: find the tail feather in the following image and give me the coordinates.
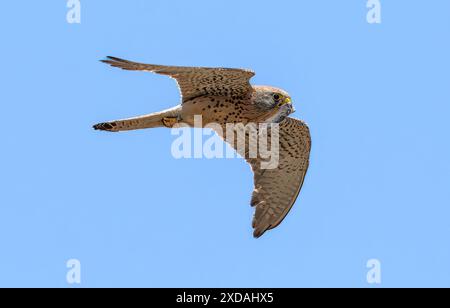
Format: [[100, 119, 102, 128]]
[[93, 105, 181, 132]]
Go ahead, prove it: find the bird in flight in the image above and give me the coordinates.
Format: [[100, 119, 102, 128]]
[[94, 56, 311, 238]]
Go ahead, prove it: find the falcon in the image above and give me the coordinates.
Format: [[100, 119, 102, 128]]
[[94, 56, 311, 238]]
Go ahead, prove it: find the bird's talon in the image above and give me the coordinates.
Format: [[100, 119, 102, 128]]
[[162, 117, 178, 128]]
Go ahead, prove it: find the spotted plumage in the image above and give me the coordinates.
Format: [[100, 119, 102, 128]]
[[94, 56, 311, 238]]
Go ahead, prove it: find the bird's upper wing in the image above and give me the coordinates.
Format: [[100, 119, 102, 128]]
[[101, 56, 255, 102], [222, 117, 311, 238]]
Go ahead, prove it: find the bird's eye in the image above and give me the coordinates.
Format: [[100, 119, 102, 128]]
[[273, 94, 281, 101]]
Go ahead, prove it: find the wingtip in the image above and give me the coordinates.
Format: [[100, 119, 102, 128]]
[[252, 228, 268, 239], [106, 56, 128, 62], [252, 218, 273, 238], [99, 57, 112, 65], [253, 231, 262, 239], [100, 56, 120, 63]]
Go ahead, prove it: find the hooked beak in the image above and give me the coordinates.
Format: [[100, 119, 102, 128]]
[[284, 97, 295, 114]]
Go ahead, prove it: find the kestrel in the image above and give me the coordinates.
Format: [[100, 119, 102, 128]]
[[94, 57, 311, 238]]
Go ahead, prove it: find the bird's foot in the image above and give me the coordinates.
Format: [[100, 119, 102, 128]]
[[162, 117, 179, 128]]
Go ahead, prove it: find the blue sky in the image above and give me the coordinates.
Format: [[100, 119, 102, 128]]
[[0, 1, 449, 287]]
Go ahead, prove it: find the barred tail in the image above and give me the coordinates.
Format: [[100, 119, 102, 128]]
[[93, 105, 181, 132]]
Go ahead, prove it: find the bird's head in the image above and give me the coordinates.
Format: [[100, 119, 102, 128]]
[[252, 86, 295, 123]]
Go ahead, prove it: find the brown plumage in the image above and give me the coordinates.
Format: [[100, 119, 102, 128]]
[[94, 56, 311, 238]]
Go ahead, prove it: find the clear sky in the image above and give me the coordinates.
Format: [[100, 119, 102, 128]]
[[0, 1, 449, 288]]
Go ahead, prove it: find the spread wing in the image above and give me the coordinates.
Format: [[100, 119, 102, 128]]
[[222, 117, 311, 238], [101, 56, 255, 102]]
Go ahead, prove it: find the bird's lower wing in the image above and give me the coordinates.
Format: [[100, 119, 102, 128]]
[[221, 117, 311, 238]]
